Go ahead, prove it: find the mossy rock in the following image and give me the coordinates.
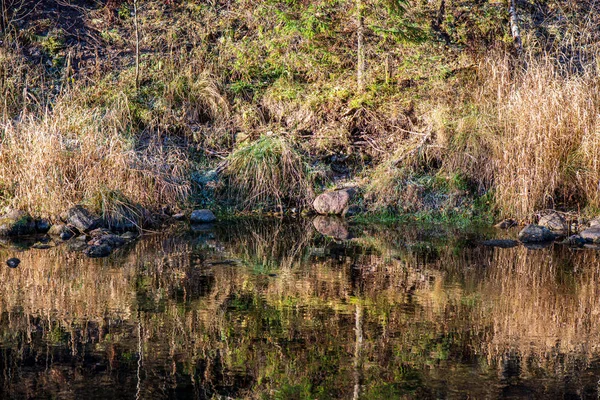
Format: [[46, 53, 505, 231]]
[[0, 210, 36, 236]]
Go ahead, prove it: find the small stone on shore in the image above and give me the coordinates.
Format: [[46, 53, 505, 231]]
[[190, 209, 216, 224]]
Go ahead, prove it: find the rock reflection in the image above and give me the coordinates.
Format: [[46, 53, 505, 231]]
[[0, 222, 598, 398]]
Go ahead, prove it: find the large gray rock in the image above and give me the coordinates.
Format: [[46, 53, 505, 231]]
[[190, 209, 216, 224], [313, 189, 355, 215], [65, 206, 101, 232], [0, 210, 36, 236], [312, 216, 351, 240], [580, 226, 600, 243], [538, 212, 568, 233], [518, 224, 556, 243]]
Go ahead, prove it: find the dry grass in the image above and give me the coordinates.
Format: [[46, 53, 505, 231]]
[[223, 134, 313, 209], [0, 46, 42, 119], [478, 54, 600, 219], [6, 0, 600, 218], [0, 96, 190, 216]]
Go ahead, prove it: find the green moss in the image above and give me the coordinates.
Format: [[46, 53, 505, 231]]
[[38, 28, 65, 56]]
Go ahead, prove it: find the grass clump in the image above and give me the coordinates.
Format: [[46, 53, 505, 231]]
[[478, 54, 600, 219], [223, 134, 313, 210], [0, 101, 190, 217]]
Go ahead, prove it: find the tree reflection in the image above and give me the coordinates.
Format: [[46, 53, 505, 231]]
[[0, 223, 598, 398]]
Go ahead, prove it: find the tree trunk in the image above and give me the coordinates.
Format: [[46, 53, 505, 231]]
[[0, 0, 6, 35], [509, 0, 522, 54], [356, 0, 365, 92], [133, 0, 140, 89]]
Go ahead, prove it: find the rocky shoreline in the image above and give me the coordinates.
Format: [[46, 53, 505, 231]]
[[2, 189, 600, 266], [486, 211, 600, 249], [0, 205, 219, 261]]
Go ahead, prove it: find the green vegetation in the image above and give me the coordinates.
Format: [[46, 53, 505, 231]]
[[1, 0, 599, 223], [223, 134, 313, 210]]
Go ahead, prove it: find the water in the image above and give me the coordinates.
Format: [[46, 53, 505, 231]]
[[0, 219, 599, 399]]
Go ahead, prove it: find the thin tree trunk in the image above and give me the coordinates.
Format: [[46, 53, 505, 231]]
[[509, 0, 522, 54], [0, 0, 6, 35], [133, 0, 140, 89], [356, 0, 365, 92]]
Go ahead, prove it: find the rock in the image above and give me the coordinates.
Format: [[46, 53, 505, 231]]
[[313, 189, 356, 215], [538, 212, 568, 234], [560, 235, 586, 247], [65, 205, 101, 232], [589, 217, 600, 227], [0, 210, 36, 236], [48, 224, 77, 241], [494, 219, 517, 229], [190, 209, 216, 224], [518, 224, 556, 243], [88, 234, 125, 249], [312, 216, 351, 240], [172, 212, 186, 221], [6, 258, 20, 268], [104, 207, 144, 232], [481, 239, 519, 248], [121, 231, 138, 240], [106, 217, 137, 232], [342, 205, 362, 218], [580, 226, 600, 243], [35, 219, 51, 233], [84, 244, 113, 258]]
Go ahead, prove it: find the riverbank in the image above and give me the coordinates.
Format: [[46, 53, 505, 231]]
[[2, 1, 600, 224]]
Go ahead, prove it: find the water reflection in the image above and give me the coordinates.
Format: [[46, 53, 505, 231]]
[[0, 220, 598, 398]]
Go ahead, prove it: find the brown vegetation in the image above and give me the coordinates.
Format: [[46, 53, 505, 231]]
[[2, 0, 600, 219]]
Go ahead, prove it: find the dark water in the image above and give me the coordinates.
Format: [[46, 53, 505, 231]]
[[0, 219, 599, 399]]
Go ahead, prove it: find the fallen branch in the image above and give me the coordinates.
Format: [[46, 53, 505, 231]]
[[392, 129, 432, 167]]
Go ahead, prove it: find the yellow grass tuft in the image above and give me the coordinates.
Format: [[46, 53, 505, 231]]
[[0, 99, 190, 216], [223, 134, 313, 209], [479, 54, 600, 218]]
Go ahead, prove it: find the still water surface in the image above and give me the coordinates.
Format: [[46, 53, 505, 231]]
[[0, 220, 599, 399]]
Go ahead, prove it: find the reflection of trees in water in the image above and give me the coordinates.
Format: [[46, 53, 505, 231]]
[[0, 225, 599, 397]]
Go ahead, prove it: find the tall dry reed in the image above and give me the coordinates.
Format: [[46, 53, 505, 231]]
[[479, 54, 600, 218], [0, 97, 190, 216]]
